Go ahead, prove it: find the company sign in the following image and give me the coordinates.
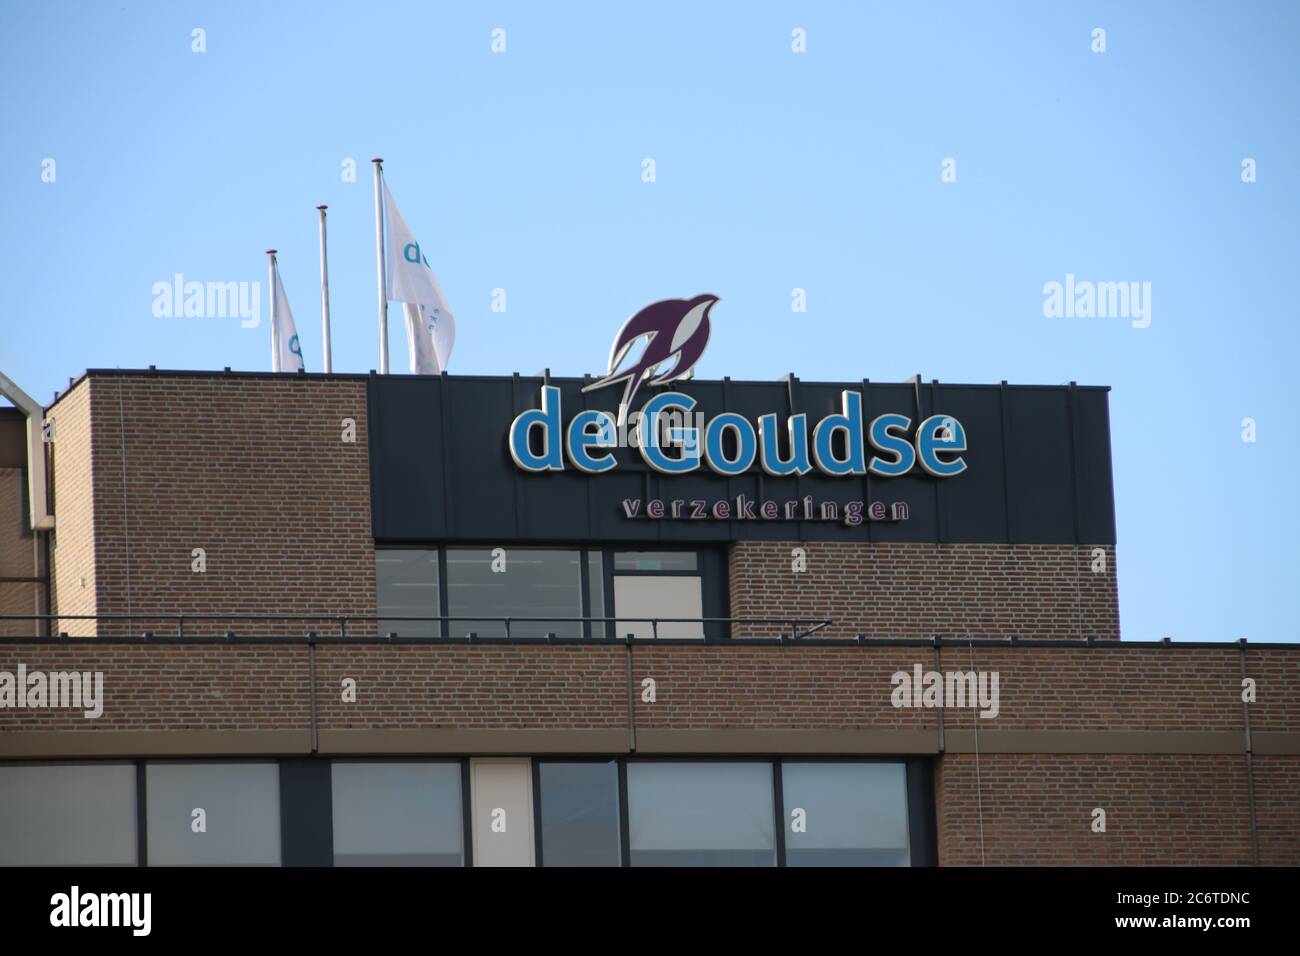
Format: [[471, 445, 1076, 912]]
[[508, 296, 968, 480]]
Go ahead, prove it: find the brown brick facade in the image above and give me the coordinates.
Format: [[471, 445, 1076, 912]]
[[7, 370, 1293, 866], [729, 541, 1120, 640], [48, 382, 96, 636], [936, 753, 1257, 865], [1, 640, 1296, 863], [47, 373, 376, 636]]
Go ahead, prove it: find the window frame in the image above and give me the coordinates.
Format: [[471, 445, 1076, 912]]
[[329, 757, 469, 867], [535, 756, 933, 868], [374, 544, 729, 640]]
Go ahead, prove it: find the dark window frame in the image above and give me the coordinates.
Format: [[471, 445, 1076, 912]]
[[375, 543, 729, 641], [9, 755, 935, 868], [535, 755, 932, 868], [327, 757, 467, 868]]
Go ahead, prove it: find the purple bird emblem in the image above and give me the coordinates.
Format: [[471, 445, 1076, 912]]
[[583, 294, 718, 422]]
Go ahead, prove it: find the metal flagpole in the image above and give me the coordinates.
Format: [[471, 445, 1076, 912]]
[[267, 249, 279, 372], [372, 158, 389, 374], [316, 205, 332, 373]]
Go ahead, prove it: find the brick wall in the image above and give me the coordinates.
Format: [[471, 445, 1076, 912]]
[[729, 541, 1120, 639], [936, 753, 1256, 865], [0, 643, 309, 732], [52, 373, 376, 636], [1, 640, 1297, 863], [315, 645, 627, 730], [48, 382, 96, 636]]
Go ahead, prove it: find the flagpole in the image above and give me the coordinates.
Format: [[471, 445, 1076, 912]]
[[267, 249, 279, 372], [372, 158, 389, 375], [316, 204, 332, 373]]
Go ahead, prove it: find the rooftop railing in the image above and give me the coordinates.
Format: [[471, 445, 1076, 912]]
[[0, 613, 831, 642], [0, 614, 1292, 648]]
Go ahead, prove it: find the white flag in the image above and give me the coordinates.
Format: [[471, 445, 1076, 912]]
[[384, 180, 455, 373], [270, 259, 305, 373]]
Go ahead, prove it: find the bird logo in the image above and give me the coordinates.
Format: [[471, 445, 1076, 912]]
[[583, 294, 718, 424]]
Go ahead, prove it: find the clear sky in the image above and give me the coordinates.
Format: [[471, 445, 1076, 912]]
[[2, 1, 1296, 643]]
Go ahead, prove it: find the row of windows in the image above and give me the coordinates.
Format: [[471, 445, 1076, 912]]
[[0, 759, 913, 867], [377, 547, 712, 639]]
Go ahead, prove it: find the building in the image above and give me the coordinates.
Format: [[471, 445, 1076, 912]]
[[0, 354, 1296, 866]]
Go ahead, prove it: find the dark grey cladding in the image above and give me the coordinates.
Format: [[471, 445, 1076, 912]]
[[367, 374, 1116, 545]]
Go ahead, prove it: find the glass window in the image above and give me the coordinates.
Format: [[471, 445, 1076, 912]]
[[0, 763, 137, 865], [627, 762, 775, 866], [538, 761, 621, 867], [587, 551, 606, 637], [146, 763, 280, 866], [331, 762, 463, 866], [781, 762, 910, 866], [377, 548, 440, 637], [614, 576, 704, 639], [614, 551, 698, 572], [446, 547, 582, 638]]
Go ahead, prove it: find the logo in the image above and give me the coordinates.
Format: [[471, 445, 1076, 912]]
[[582, 294, 717, 425], [507, 294, 969, 485]]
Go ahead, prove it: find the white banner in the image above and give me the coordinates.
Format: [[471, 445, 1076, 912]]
[[271, 259, 305, 373], [384, 181, 456, 373]]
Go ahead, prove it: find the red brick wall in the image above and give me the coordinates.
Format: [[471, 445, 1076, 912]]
[[2, 640, 1297, 864], [3, 642, 1290, 738], [58, 373, 376, 636], [936, 753, 1256, 865], [629, 645, 935, 731], [729, 541, 1120, 640], [0, 643, 309, 732], [1253, 756, 1300, 866], [315, 645, 626, 730]]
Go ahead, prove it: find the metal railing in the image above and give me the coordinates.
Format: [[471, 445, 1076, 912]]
[[0, 613, 833, 642]]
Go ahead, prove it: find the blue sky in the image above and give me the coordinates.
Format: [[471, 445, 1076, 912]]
[[2, 1, 1296, 642]]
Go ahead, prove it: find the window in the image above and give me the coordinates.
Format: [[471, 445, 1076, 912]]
[[446, 547, 582, 638], [613, 551, 698, 572], [781, 761, 910, 866], [375, 545, 718, 640], [0, 763, 137, 865], [146, 762, 281, 865], [331, 761, 463, 866], [613, 550, 704, 639], [376, 549, 439, 637], [587, 551, 606, 637], [627, 762, 776, 866], [614, 578, 704, 638], [538, 761, 622, 867]]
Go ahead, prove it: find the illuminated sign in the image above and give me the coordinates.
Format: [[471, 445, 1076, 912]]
[[508, 297, 968, 480]]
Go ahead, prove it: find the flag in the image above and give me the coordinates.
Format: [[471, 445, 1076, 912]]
[[271, 258, 305, 373], [383, 181, 456, 373]]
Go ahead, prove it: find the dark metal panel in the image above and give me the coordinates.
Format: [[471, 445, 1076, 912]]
[[1005, 387, 1076, 543], [864, 383, 938, 543], [1072, 388, 1118, 545], [368, 376, 446, 541], [368, 375, 1114, 547], [514, 378, 598, 540], [443, 378, 519, 540], [279, 757, 334, 867], [934, 385, 1009, 543]]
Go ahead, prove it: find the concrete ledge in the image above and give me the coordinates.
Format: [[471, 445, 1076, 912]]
[[634, 730, 939, 754], [942, 730, 1245, 755], [316, 729, 630, 755], [1254, 732, 1300, 755], [0, 730, 310, 758], [3, 729, 1292, 759]]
